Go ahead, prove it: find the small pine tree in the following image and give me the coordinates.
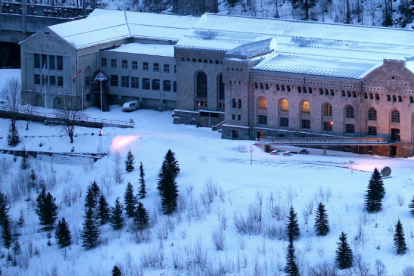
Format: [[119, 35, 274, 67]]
[[7, 121, 19, 146], [285, 235, 300, 276], [85, 182, 102, 210], [81, 207, 100, 249], [17, 209, 24, 227], [409, 195, 414, 216], [134, 202, 149, 230], [35, 188, 58, 229], [125, 150, 135, 172], [2, 218, 12, 249], [0, 193, 11, 227], [286, 206, 300, 240], [365, 168, 384, 213], [110, 198, 124, 230], [124, 182, 138, 218], [335, 232, 353, 269], [20, 147, 29, 170], [164, 149, 180, 179], [314, 202, 330, 236], [138, 162, 147, 199], [55, 217, 72, 248], [12, 241, 21, 255], [98, 195, 110, 225], [157, 162, 179, 215], [394, 219, 407, 255], [29, 169, 37, 189], [112, 265, 122, 276]]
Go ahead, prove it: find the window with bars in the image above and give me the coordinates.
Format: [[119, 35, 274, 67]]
[[345, 124, 355, 133], [324, 103, 332, 116], [302, 119, 310, 129], [368, 126, 377, 135], [280, 117, 289, 127], [258, 115, 268, 125], [391, 110, 400, 123], [368, 108, 377, 121], [346, 106, 355, 118]]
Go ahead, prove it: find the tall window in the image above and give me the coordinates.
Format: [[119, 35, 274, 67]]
[[42, 54, 47, 69], [391, 110, 400, 123], [280, 99, 289, 112], [57, 56, 63, 70], [297, 86, 302, 93], [323, 103, 332, 116], [232, 98, 236, 108], [218, 74, 224, 100], [57, 77, 63, 87], [121, 76, 129, 88], [110, 75, 118, 86], [238, 99, 242, 109], [173, 81, 177, 92], [258, 115, 267, 125], [163, 80, 171, 91], [34, 54, 40, 68], [346, 106, 355, 118], [131, 77, 139, 88], [258, 97, 267, 110], [196, 71, 207, 98], [152, 79, 160, 90], [368, 108, 377, 121], [111, 59, 117, 68], [122, 60, 127, 69], [142, 78, 150, 90], [49, 56, 55, 70], [302, 101, 310, 114], [49, 76, 56, 86]]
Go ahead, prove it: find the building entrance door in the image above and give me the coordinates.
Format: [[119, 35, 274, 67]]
[[391, 128, 400, 141]]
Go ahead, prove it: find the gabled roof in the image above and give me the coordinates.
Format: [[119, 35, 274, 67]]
[[43, 10, 198, 50]]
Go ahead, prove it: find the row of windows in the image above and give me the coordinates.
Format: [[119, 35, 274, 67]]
[[34, 74, 63, 87], [110, 75, 176, 92], [231, 114, 242, 120], [180, 57, 222, 65], [34, 54, 63, 71], [257, 97, 399, 123], [231, 98, 242, 109], [102, 58, 176, 73]]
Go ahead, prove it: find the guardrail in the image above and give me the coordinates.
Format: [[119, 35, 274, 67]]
[[259, 136, 392, 146], [0, 106, 135, 128]]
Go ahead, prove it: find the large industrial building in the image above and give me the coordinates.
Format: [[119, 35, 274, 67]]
[[19, 8, 414, 157]]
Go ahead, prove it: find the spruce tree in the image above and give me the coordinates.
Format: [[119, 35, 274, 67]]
[[157, 162, 179, 214], [394, 219, 407, 255], [335, 232, 353, 269], [409, 195, 414, 216], [0, 193, 11, 227], [138, 162, 147, 199], [164, 149, 180, 179], [134, 202, 149, 230], [12, 241, 21, 255], [7, 121, 19, 146], [285, 234, 300, 276], [110, 198, 124, 230], [85, 182, 102, 210], [55, 217, 72, 248], [21, 148, 29, 170], [314, 202, 329, 236], [125, 150, 135, 172], [81, 207, 100, 249], [29, 169, 37, 189], [112, 265, 122, 276], [2, 217, 12, 249], [365, 168, 384, 213], [289, 0, 318, 20], [124, 182, 137, 218], [98, 195, 110, 225], [35, 188, 58, 229], [286, 206, 300, 240]]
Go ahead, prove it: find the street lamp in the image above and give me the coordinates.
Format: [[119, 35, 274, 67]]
[[99, 130, 103, 157]]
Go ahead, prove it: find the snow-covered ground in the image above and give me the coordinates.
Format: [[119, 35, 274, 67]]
[[1, 71, 414, 275]]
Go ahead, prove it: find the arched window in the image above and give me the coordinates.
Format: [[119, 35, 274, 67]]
[[280, 99, 289, 112], [346, 106, 355, 118], [254, 82, 258, 89], [276, 84, 280, 91], [368, 108, 377, 121], [391, 110, 400, 123], [347, 91, 351, 97], [330, 89, 334, 96], [196, 71, 207, 98], [393, 95, 397, 102], [232, 98, 236, 108], [258, 97, 267, 110], [410, 96, 413, 103], [238, 99, 242, 109], [364, 93, 368, 99], [323, 103, 332, 116], [319, 88, 323, 95], [260, 83, 264, 89], [309, 87, 313, 94], [287, 85, 291, 92], [369, 93, 373, 99], [281, 85, 286, 91], [387, 95, 391, 101], [352, 91, 357, 98], [297, 86, 302, 93], [303, 87, 307, 93], [325, 89, 329, 95], [218, 74, 224, 100], [302, 101, 310, 114], [398, 96, 402, 102], [342, 90, 345, 97], [375, 93, 380, 100], [265, 83, 269, 90]]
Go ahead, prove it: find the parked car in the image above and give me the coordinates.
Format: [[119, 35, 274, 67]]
[[122, 101, 139, 112], [270, 149, 280, 155], [283, 151, 292, 156], [299, 149, 309, 154]]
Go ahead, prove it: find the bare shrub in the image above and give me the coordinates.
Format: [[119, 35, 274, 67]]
[[374, 259, 387, 276], [113, 151, 123, 184], [212, 228, 225, 251], [171, 247, 184, 270], [130, 227, 151, 244], [302, 207, 310, 224], [140, 244, 164, 269], [308, 261, 339, 276], [352, 253, 371, 276], [263, 221, 285, 240], [396, 193, 405, 206], [403, 266, 414, 276], [268, 192, 286, 221], [200, 177, 218, 213]]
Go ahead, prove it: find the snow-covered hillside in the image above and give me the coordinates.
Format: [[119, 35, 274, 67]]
[[1, 71, 414, 275]]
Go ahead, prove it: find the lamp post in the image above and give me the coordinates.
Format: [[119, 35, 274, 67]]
[[99, 130, 103, 158], [93, 70, 108, 158], [349, 160, 355, 174], [250, 144, 253, 165]]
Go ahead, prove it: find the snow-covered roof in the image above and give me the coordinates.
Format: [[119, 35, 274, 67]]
[[108, 43, 175, 57], [177, 13, 414, 78], [47, 10, 198, 50], [226, 38, 276, 59]]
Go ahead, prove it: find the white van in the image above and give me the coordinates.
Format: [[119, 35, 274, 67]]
[[122, 101, 139, 112]]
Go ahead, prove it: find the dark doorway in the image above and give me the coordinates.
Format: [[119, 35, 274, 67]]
[[390, 146, 397, 157], [0, 42, 20, 68], [391, 128, 400, 141], [257, 131, 263, 140], [232, 130, 239, 139]]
